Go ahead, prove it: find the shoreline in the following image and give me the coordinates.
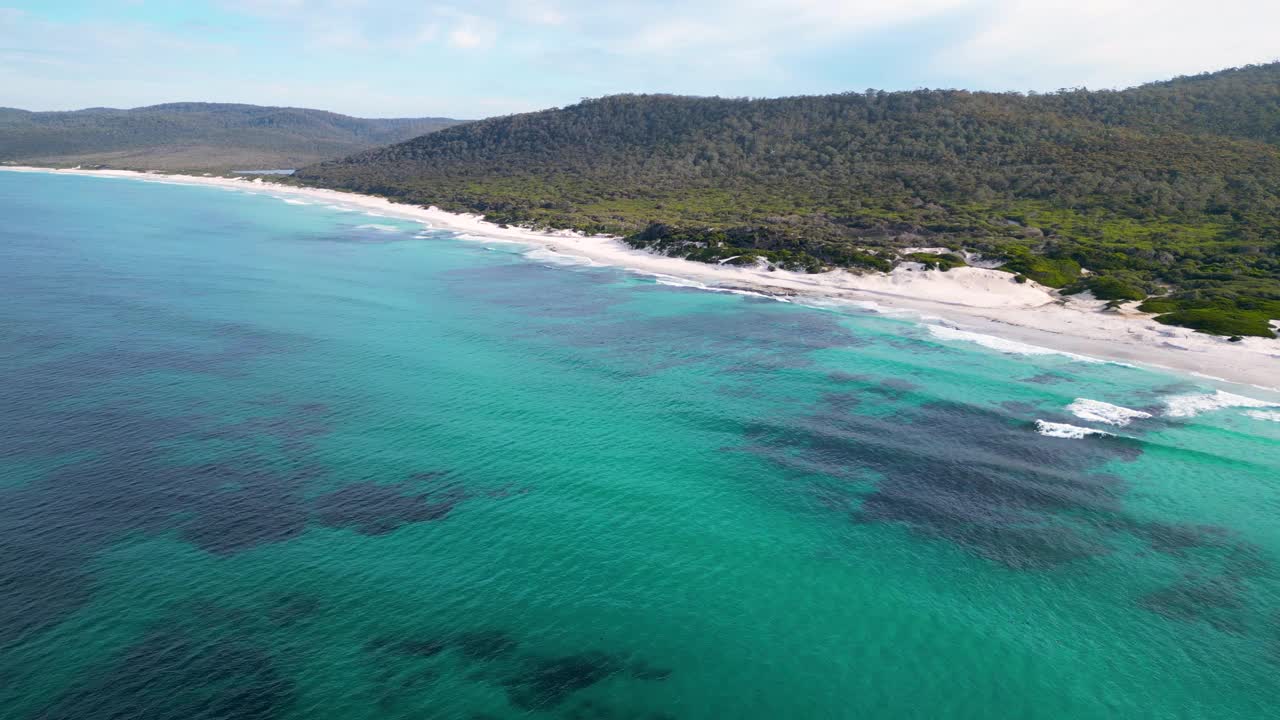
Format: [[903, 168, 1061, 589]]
[[5, 165, 1278, 395]]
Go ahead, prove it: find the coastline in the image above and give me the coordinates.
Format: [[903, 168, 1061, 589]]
[[5, 165, 1278, 395]]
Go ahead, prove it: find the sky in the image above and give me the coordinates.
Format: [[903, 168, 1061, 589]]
[[2, 0, 1278, 119]]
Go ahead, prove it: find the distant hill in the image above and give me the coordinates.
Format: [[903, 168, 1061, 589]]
[[0, 103, 463, 171], [296, 63, 1280, 336]]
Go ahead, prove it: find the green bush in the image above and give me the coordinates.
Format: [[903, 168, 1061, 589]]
[[1065, 275, 1147, 301], [1001, 248, 1081, 287], [1151, 309, 1276, 337], [1140, 296, 1280, 337]]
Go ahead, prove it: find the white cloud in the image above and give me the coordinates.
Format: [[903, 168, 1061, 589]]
[[619, 0, 966, 54], [445, 14, 496, 49], [936, 0, 1280, 90], [5, 1, 1279, 117], [510, 0, 567, 26]]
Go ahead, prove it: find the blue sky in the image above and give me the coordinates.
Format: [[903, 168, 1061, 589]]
[[2, 1, 1277, 118]]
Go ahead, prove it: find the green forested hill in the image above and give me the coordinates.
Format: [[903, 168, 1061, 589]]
[[297, 64, 1280, 336], [0, 103, 463, 171]]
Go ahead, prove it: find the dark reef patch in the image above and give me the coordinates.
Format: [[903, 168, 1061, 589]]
[[0, 312, 323, 645], [376, 635, 448, 661], [179, 458, 321, 555], [311, 477, 468, 535], [627, 660, 674, 681], [369, 629, 518, 661], [746, 396, 1143, 569], [879, 377, 921, 394], [826, 373, 921, 399], [560, 292, 864, 378], [0, 543, 96, 651], [364, 629, 671, 714], [0, 442, 198, 645], [200, 402, 335, 454], [999, 400, 1041, 415], [884, 335, 958, 355], [32, 319, 306, 384], [455, 630, 520, 660], [38, 630, 295, 720], [826, 371, 864, 384], [504, 651, 625, 710], [745, 388, 1279, 635], [360, 625, 674, 716], [181, 488, 309, 555], [266, 592, 322, 628], [1023, 372, 1072, 385], [1129, 521, 1234, 557], [443, 259, 625, 320], [1140, 573, 1250, 634], [565, 699, 679, 720], [1134, 531, 1271, 634]]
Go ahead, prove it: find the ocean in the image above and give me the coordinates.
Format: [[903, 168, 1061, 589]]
[[1, 170, 1278, 719]]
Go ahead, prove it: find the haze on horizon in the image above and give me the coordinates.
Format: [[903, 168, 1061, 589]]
[[2, 0, 1278, 119]]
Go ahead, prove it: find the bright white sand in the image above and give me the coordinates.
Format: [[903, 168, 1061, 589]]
[[5, 166, 1278, 394]]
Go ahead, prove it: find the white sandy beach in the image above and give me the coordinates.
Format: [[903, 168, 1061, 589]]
[[5, 165, 1278, 395]]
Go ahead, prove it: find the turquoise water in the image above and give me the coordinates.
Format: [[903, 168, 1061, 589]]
[[1, 171, 1278, 719]]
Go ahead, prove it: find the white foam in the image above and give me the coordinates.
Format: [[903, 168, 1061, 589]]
[[1035, 420, 1112, 439], [1243, 410, 1280, 423], [1190, 371, 1231, 383], [356, 224, 401, 233], [523, 247, 594, 266], [1163, 390, 1280, 418], [653, 275, 708, 290], [453, 232, 524, 245], [1067, 398, 1152, 427], [926, 325, 1104, 364], [280, 198, 310, 205], [1187, 372, 1280, 395], [645, 273, 790, 301], [325, 204, 356, 212]]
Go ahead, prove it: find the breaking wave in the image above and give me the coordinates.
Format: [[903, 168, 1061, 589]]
[[523, 247, 594, 266], [1067, 398, 1152, 427], [925, 325, 1106, 364], [1034, 420, 1112, 439], [1162, 390, 1280, 418]]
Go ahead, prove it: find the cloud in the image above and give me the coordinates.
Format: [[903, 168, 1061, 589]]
[[510, 1, 567, 26], [446, 15, 497, 49], [617, 0, 966, 54], [5, 1, 1279, 118], [935, 0, 1280, 90], [0, 11, 232, 60]]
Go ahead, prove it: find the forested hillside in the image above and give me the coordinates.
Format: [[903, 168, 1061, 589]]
[[0, 103, 462, 171], [296, 64, 1280, 337]]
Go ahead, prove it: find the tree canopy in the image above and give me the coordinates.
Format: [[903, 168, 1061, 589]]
[[0, 103, 463, 172], [295, 63, 1280, 336]]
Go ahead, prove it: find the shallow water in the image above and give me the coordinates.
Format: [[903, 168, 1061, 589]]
[[1, 171, 1278, 719]]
